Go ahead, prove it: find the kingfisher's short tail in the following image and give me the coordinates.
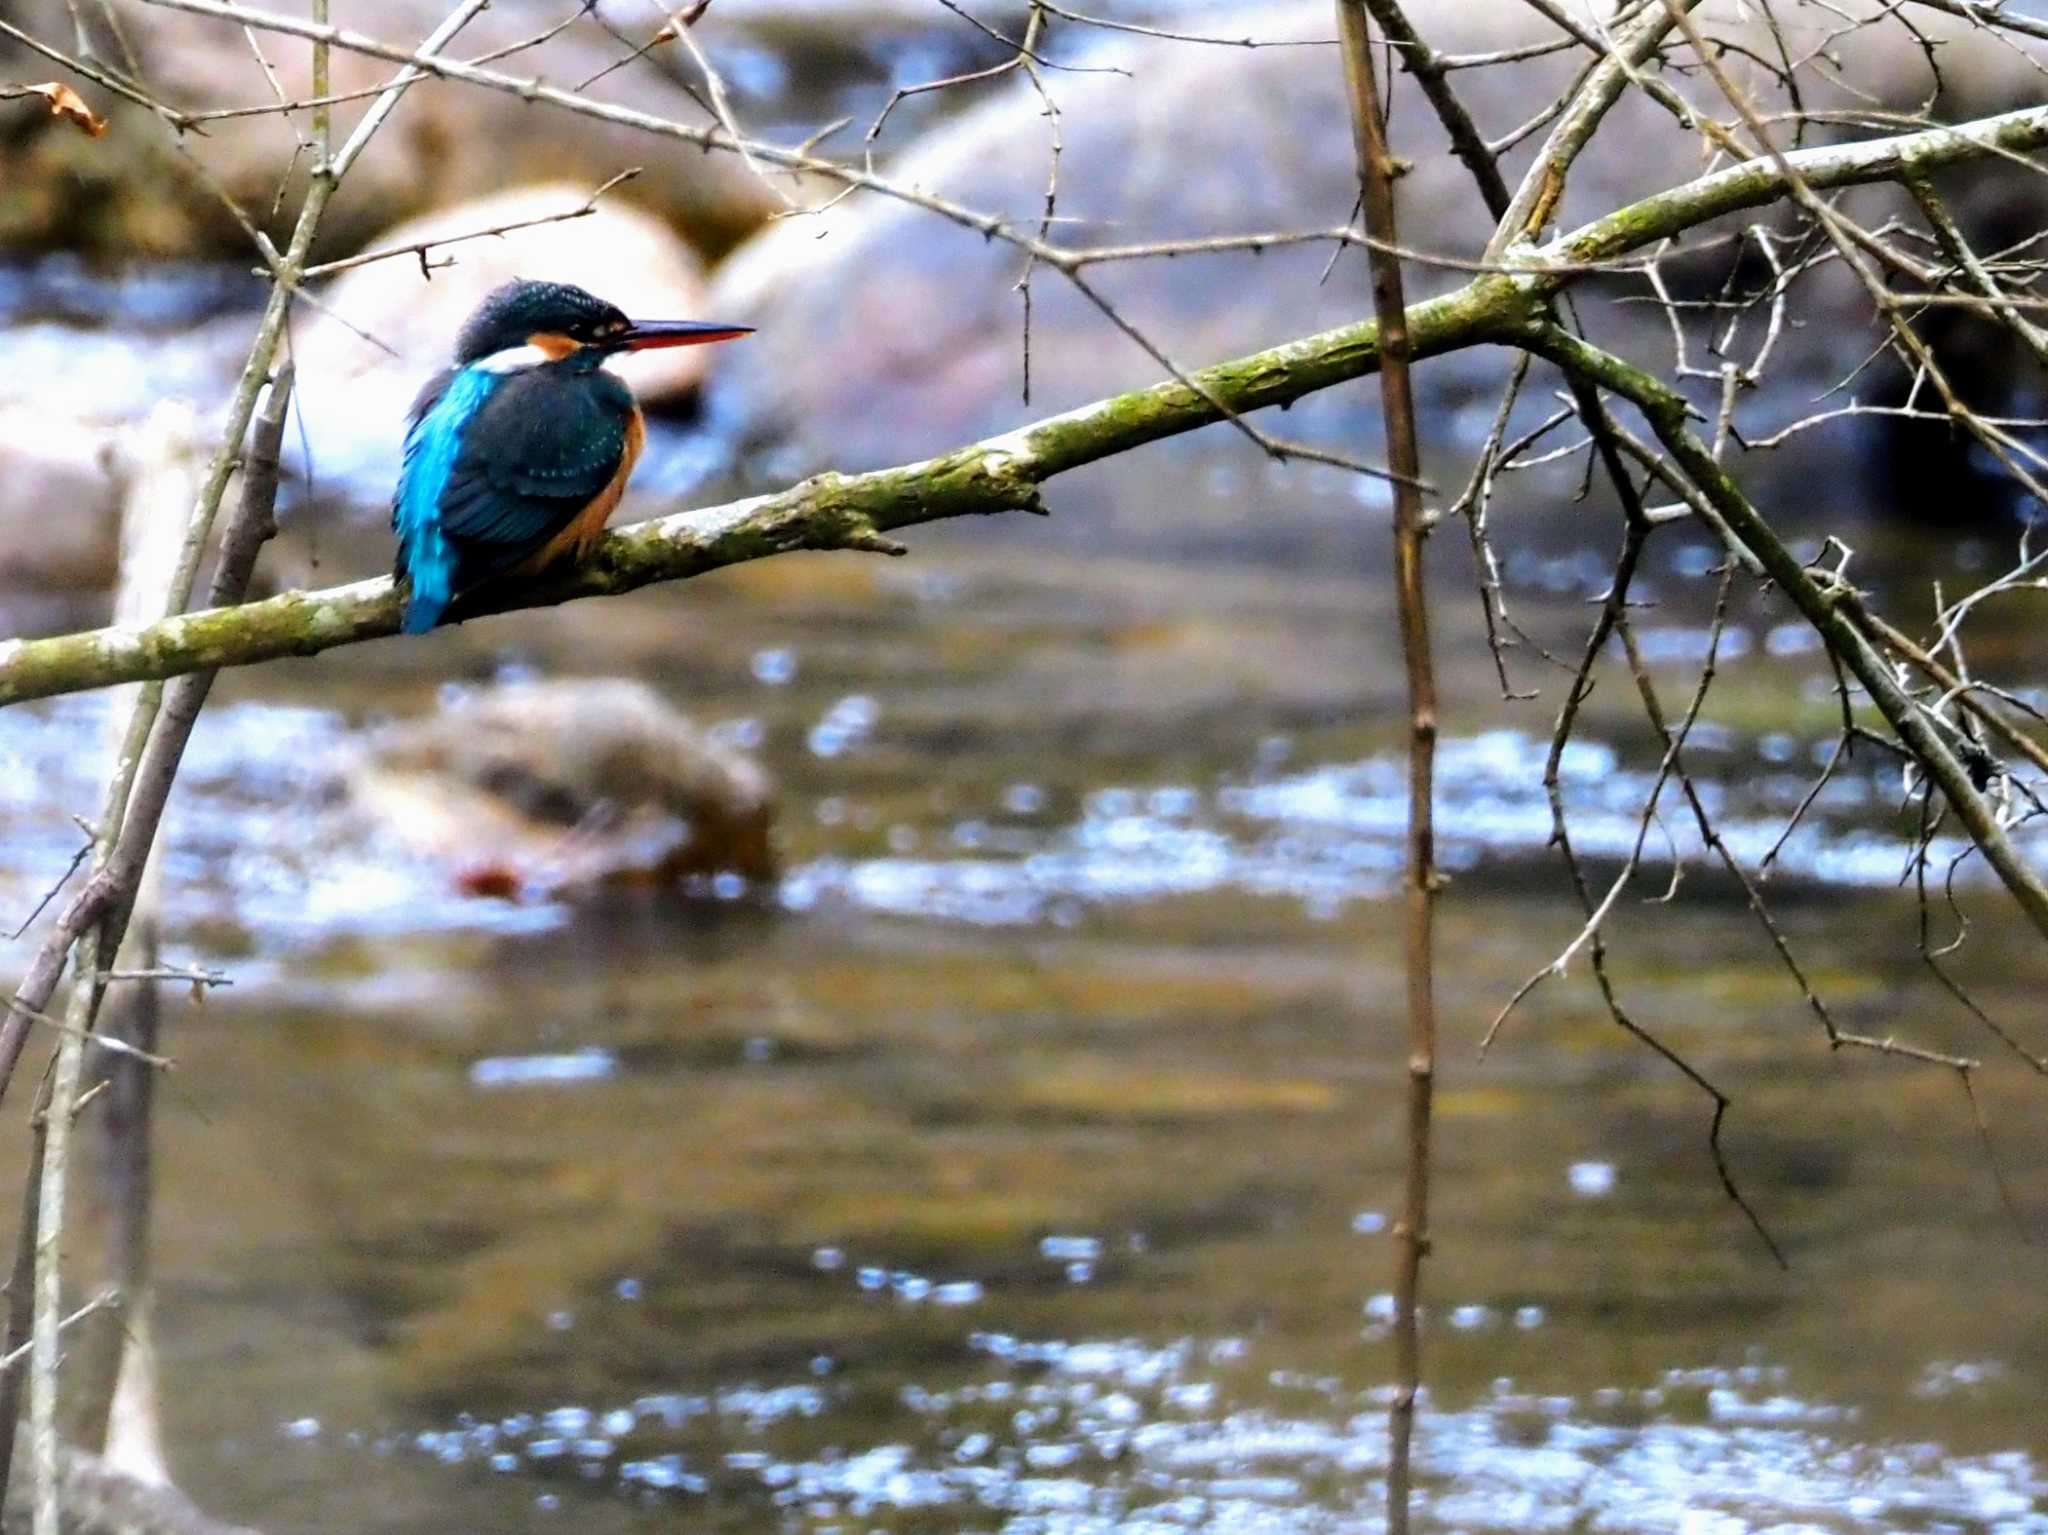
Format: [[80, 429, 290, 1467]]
[[400, 585, 448, 635], [395, 522, 455, 634]]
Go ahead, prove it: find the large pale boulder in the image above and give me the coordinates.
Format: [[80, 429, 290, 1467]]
[[0, 0, 1315, 261]]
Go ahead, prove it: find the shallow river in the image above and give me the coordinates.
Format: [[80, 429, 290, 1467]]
[[1, 259, 2046, 1534]]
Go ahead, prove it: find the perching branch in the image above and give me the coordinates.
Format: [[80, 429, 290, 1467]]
[[0, 280, 1511, 707], [3, 96, 2045, 705]]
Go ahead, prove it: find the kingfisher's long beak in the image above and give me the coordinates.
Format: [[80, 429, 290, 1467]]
[[616, 319, 754, 351]]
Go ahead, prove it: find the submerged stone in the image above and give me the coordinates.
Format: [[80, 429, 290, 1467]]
[[351, 677, 776, 898]]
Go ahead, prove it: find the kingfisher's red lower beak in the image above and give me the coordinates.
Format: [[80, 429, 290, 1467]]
[[619, 319, 754, 350]]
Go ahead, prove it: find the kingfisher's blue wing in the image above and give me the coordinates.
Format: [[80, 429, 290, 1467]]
[[392, 365, 633, 632], [435, 369, 632, 567], [406, 365, 460, 431], [393, 364, 487, 632], [391, 366, 456, 544]]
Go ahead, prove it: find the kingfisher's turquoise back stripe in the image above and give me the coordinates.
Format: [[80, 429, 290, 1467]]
[[397, 366, 498, 634]]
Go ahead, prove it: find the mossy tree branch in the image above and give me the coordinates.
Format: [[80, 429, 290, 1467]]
[[4, 100, 2047, 705], [0, 278, 1516, 707]]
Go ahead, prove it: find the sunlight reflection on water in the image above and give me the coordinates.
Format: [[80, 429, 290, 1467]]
[[332, 1337, 2047, 1533], [0, 698, 2003, 955], [782, 730, 1988, 929]]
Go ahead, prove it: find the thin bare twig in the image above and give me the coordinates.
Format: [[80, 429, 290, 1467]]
[[1336, 8, 1436, 1529]]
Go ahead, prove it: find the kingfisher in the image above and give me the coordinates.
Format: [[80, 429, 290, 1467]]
[[391, 278, 752, 634]]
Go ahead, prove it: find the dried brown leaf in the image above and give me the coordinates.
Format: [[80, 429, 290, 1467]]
[[18, 81, 108, 137]]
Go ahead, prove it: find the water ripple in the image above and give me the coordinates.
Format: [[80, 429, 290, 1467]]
[[0, 698, 2012, 951], [350, 1340, 2046, 1533], [788, 731, 2003, 928]]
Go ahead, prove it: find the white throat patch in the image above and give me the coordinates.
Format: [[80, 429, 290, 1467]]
[[473, 344, 558, 374]]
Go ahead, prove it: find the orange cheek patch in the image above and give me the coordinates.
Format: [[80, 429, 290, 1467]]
[[527, 332, 580, 360]]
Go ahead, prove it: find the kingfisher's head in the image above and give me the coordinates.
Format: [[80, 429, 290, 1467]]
[[454, 279, 752, 366]]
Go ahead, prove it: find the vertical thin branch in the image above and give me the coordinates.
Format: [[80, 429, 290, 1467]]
[[9, 370, 293, 1531], [27, 401, 197, 1535], [310, 0, 330, 172], [1336, 7, 1436, 1532], [0, 1079, 51, 1503], [77, 919, 161, 1461], [31, 960, 92, 1535]]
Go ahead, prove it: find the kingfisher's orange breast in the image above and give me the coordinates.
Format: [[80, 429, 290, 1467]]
[[519, 405, 646, 575]]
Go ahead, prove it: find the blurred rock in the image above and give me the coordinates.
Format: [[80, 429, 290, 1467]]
[[704, 0, 2048, 528], [706, 1, 1360, 479], [292, 186, 721, 486], [4, 1447, 263, 1535], [633, 0, 1032, 133], [113, 400, 207, 627], [0, 0, 1275, 262], [0, 0, 782, 260], [0, 407, 122, 589], [351, 678, 776, 898]]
